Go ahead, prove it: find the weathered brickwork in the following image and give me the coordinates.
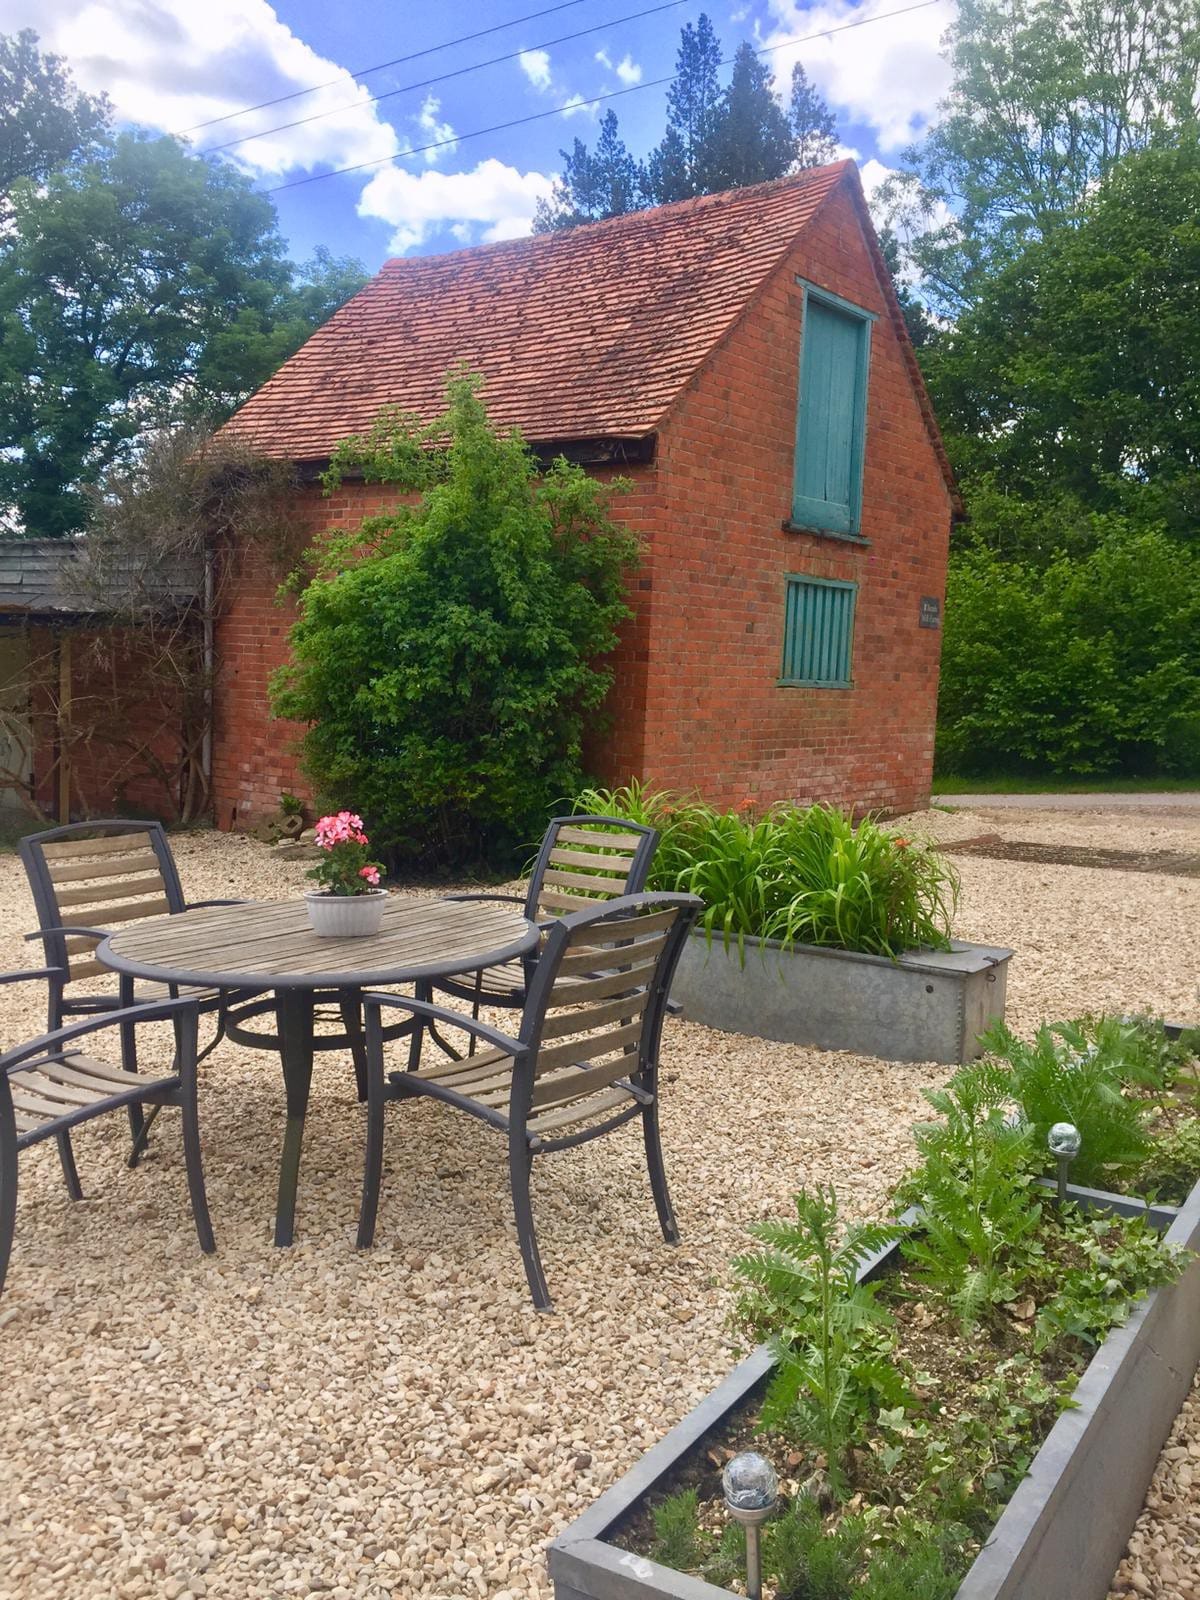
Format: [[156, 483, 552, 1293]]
[[633, 186, 950, 814], [210, 178, 950, 827]]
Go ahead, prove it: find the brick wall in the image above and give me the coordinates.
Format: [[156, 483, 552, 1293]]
[[637, 185, 950, 814], [210, 185, 949, 827]]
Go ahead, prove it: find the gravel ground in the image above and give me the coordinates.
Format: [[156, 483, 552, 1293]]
[[0, 816, 1196, 1600]]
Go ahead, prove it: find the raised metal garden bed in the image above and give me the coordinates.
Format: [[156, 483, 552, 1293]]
[[548, 1177, 1200, 1600], [669, 934, 1013, 1064]]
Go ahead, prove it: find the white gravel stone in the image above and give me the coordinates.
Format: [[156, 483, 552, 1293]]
[[0, 815, 1195, 1598]]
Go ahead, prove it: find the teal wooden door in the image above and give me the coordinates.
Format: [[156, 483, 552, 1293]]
[[792, 294, 870, 534]]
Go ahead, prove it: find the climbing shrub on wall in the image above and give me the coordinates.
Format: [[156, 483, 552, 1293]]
[[271, 369, 638, 870]]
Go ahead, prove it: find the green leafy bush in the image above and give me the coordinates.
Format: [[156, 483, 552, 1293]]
[[937, 527, 1200, 778], [573, 785, 958, 957], [272, 370, 637, 870]]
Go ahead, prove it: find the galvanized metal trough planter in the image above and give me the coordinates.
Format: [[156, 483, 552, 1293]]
[[669, 934, 1013, 1064], [548, 1176, 1200, 1600]]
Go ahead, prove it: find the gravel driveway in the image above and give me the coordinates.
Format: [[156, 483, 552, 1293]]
[[0, 814, 1196, 1600]]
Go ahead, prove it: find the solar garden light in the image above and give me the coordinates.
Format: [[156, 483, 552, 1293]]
[[1048, 1121, 1082, 1208], [722, 1451, 778, 1600]]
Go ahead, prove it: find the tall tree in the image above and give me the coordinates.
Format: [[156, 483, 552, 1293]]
[[644, 13, 725, 201], [924, 136, 1200, 549], [707, 43, 795, 190], [789, 63, 838, 168], [534, 16, 846, 232], [0, 133, 364, 536], [895, 0, 1200, 314], [0, 29, 108, 213], [533, 110, 642, 230]]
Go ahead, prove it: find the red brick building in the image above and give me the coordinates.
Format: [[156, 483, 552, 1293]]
[[217, 162, 957, 829]]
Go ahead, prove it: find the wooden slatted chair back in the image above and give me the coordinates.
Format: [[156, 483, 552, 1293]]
[[525, 815, 659, 924], [19, 821, 186, 988], [514, 893, 701, 1142]]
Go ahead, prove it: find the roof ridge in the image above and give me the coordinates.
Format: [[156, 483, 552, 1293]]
[[379, 161, 854, 274]]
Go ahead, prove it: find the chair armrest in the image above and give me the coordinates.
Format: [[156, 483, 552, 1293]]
[[24, 926, 106, 944], [184, 899, 247, 910], [362, 992, 523, 1058], [0, 995, 202, 1073], [0, 967, 65, 989]]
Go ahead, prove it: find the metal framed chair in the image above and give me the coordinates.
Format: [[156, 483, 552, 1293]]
[[0, 973, 213, 1300], [360, 891, 702, 1310], [18, 819, 251, 1172], [415, 814, 660, 1064]]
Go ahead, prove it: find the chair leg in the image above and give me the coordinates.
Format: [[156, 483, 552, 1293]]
[[120, 989, 148, 1162], [406, 980, 430, 1072], [179, 1087, 215, 1256], [642, 1103, 679, 1244], [356, 1076, 385, 1253], [509, 1134, 551, 1311], [0, 1082, 17, 1300], [56, 1130, 83, 1200], [338, 991, 369, 1103], [126, 1103, 162, 1169]]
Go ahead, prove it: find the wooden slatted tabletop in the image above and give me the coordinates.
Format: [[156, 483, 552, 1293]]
[[99, 897, 538, 991]]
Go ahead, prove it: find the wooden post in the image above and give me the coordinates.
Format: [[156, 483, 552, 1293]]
[[57, 631, 71, 824]]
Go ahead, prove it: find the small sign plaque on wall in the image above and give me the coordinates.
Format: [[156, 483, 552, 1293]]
[[919, 596, 941, 629]]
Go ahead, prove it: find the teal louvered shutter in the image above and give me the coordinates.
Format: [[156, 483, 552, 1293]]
[[792, 289, 872, 535], [780, 576, 856, 687]]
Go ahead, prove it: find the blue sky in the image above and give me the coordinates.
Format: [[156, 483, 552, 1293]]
[[4, 0, 955, 271]]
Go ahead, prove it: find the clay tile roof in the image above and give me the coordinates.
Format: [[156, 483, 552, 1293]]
[[223, 162, 857, 463]]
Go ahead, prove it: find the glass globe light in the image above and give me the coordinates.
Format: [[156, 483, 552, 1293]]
[[721, 1452, 778, 1514], [1048, 1122, 1082, 1158]]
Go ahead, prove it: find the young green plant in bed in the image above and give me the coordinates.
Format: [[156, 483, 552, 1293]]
[[734, 1186, 907, 1496]]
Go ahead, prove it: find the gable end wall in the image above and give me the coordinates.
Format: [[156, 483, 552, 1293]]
[[634, 184, 951, 813]]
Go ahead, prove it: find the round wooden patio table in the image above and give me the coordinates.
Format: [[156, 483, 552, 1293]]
[[98, 897, 538, 1246]]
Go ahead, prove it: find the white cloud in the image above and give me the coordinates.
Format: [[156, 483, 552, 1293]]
[[595, 46, 642, 86], [519, 48, 553, 91], [560, 93, 597, 119], [0, 0, 401, 178], [357, 158, 555, 255], [415, 94, 456, 163], [761, 0, 955, 152]]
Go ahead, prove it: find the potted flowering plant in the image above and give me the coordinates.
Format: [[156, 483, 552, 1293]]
[[303, 811, 387, 937]]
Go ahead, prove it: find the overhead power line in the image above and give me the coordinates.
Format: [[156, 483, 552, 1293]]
[[264, 0, 941, 195], [199, 0, 692, 157], [174, 0, 590, 134]]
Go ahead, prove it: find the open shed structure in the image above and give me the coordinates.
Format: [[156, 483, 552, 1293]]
[[220, 162, 958, 826], [0, 539, 203, 824]]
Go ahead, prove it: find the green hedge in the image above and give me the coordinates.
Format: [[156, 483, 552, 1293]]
[[937, 526, 1200, 777]]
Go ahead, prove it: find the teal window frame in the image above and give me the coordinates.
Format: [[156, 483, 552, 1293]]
[[779, 573, 857, 689], [790, 280, 876, 537]]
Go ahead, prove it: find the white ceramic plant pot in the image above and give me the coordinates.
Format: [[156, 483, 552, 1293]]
[[304, 889, 388, 938]]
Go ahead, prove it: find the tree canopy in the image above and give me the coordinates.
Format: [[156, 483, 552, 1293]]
[[924, 136, 1200, 546], [0, 29, 108, 212], [888, 0, 1200, 315], [534, 13, 842, 231], [0, 52, 367, 539]]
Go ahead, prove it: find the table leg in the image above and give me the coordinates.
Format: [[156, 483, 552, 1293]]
[[337, 989, 368, 1103], [274, 988, 315, 1247]]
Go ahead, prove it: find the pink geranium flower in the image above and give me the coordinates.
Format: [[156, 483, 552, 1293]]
[[308, 810, 384, 896]]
